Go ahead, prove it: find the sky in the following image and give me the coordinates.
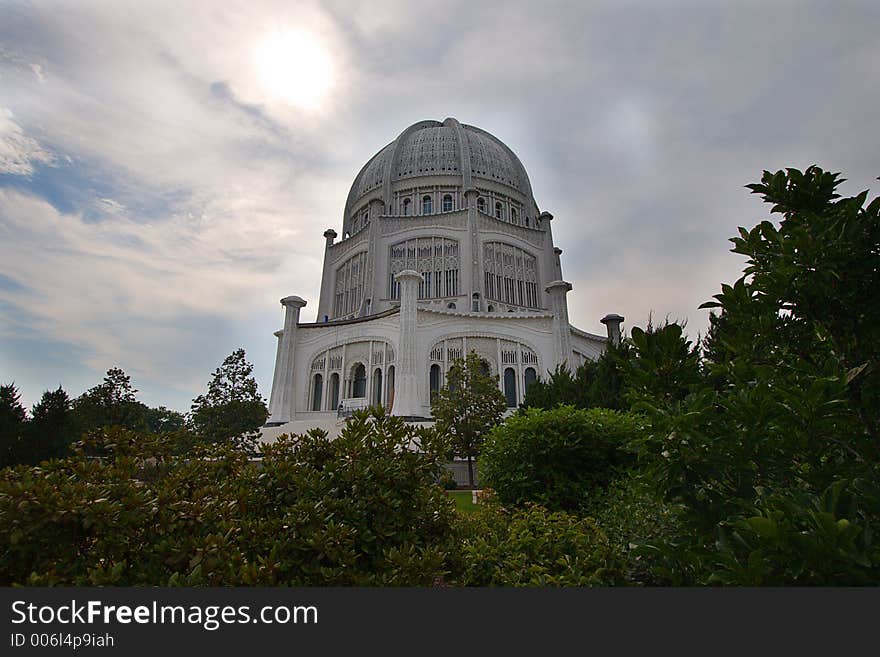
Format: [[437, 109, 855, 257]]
[[1, 0, 878, 412]]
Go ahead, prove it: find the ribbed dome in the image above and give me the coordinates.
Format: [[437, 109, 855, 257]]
[[343, 118, 537, 222]]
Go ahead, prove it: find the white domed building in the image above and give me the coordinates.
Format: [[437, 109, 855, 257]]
[[266, 118, 623, 425]]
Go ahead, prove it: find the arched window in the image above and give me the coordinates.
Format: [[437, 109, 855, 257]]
[[442, 194, 453, 212], [386, 366, 395, 411], [311, 373, 323, 411], [503, 368, 517, 407], [422, 195, 433, 214], [403, 198, 411, 215], [525, 217, 530, 227], [429, 364, 441, 400], [373, 368, 383, 406], [352, 363, 367, 398], [487, 304, 494, 312], [329, 372, 340, 410], [447, 302, 456, 309], [524, 367, 537, 392], [477, 197, 486, 213], [495, 202, 503, 219], [511, 208, 518, 223], [472, 292, 480, 312]]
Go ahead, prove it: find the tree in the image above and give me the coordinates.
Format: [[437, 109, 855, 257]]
[[522, 340, 632, 411], [0, 384, 27, 468], [431, 351, 506, 487], [25, 386, 74, 464], [71, 367, 149, 434], [190, 348, 268, 450], [143, 406, 185, 434]]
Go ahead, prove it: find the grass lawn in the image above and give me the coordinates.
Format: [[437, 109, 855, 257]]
[[448, 490, 479, 513]]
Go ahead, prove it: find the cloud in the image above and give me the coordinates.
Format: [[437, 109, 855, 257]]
[[0, 108, 56, 175], [1, 0, 878, 410]]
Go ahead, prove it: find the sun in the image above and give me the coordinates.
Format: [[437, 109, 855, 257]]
[[254, 30, 334, 110]]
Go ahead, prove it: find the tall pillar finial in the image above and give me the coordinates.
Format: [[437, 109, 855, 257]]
[[267, 296, 307, 424], [601, 313, 625, 346], [545, 280, 573, 370]]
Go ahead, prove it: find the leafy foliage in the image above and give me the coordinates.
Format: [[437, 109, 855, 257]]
[[0, 408, 456, 586], [189, 349, 268, 451], [71, 367, 150, 435], [431, 351, 506, 487], [480, 406, 641, 511], [452, 495, 625, 586], [522, 340, 631, 411]]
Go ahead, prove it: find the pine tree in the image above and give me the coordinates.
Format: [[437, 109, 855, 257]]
[[0, 383, 27, 468], [26, 386, 74, 464]]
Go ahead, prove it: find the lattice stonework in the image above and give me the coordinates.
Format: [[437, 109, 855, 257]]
[[389, 237, 460, 300], [334, 251, 368, 318], [395, 126, 460, 179], [483, 242, 539, 308]]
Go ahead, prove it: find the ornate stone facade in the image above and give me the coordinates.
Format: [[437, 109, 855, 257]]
[[267, 118, 620, 424]]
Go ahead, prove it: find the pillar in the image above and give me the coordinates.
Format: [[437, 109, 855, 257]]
[[464, 187, 482, 310], [601, 313, 625, 346], [316, 229, 336, 321], [392, 270, 423, 418], [545, 280, 573, 370], [267, 295, 307, 424]]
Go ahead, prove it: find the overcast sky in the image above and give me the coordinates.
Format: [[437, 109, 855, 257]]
[[1, 0, 877, 411]]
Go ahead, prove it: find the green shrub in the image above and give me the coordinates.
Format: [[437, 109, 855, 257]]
[[0, 408, 456, 586], [451, 495, 624, 586], [479, 406, 642, 512], [589, 472, 692, 585]]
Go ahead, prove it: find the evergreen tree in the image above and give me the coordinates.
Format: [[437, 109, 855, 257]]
[[431, 351, 507, 487], [190, 348, 268, 451], [71, 367, 149, 434], [25, 386, 74, 464], [0, 384, 27, 468]]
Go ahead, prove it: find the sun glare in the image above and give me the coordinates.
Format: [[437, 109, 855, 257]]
[[255, 30, 333, 110]]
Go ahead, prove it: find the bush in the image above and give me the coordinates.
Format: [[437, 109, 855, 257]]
[[0, 408, 457, 586], [479, 406, 642, 512], [588, 472, 691, 585], [451, 494, 624, 586]]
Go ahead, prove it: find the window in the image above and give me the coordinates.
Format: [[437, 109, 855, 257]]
[[477, 197, 486, 212], [442, 194, 453, 212], [334, 251, 367, 318], [372, 368, 383, 406], [524, 367, 537, 392], [385, 366, 395, 411], [488, 304, 494, 312], [329, 372, 340, 410], [389, 238, 459, 300], [403, 198, 411, 215], [352, 364, 367, 398], [482, 242, 539, 308], [495, 202, 503, 219], [311, 374, 323, 411], [511, 208, 518, 223], [429, 364, 441, 400], [422, 195, 433, 214], [525, 217, 530, 227], [447, 302, 456, 309], [503, 368, 517, 407]]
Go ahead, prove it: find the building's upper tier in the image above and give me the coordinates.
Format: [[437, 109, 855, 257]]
[[343, 118, 540, 231]]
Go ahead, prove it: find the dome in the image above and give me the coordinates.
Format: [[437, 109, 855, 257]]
[[343, 118, 538, 226]]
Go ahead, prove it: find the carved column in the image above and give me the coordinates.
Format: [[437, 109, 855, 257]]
[[267, 295, 306, 424], [464, 187, 482, 311], [545, 280, 573, 370], [392, 270, 423, 417]]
